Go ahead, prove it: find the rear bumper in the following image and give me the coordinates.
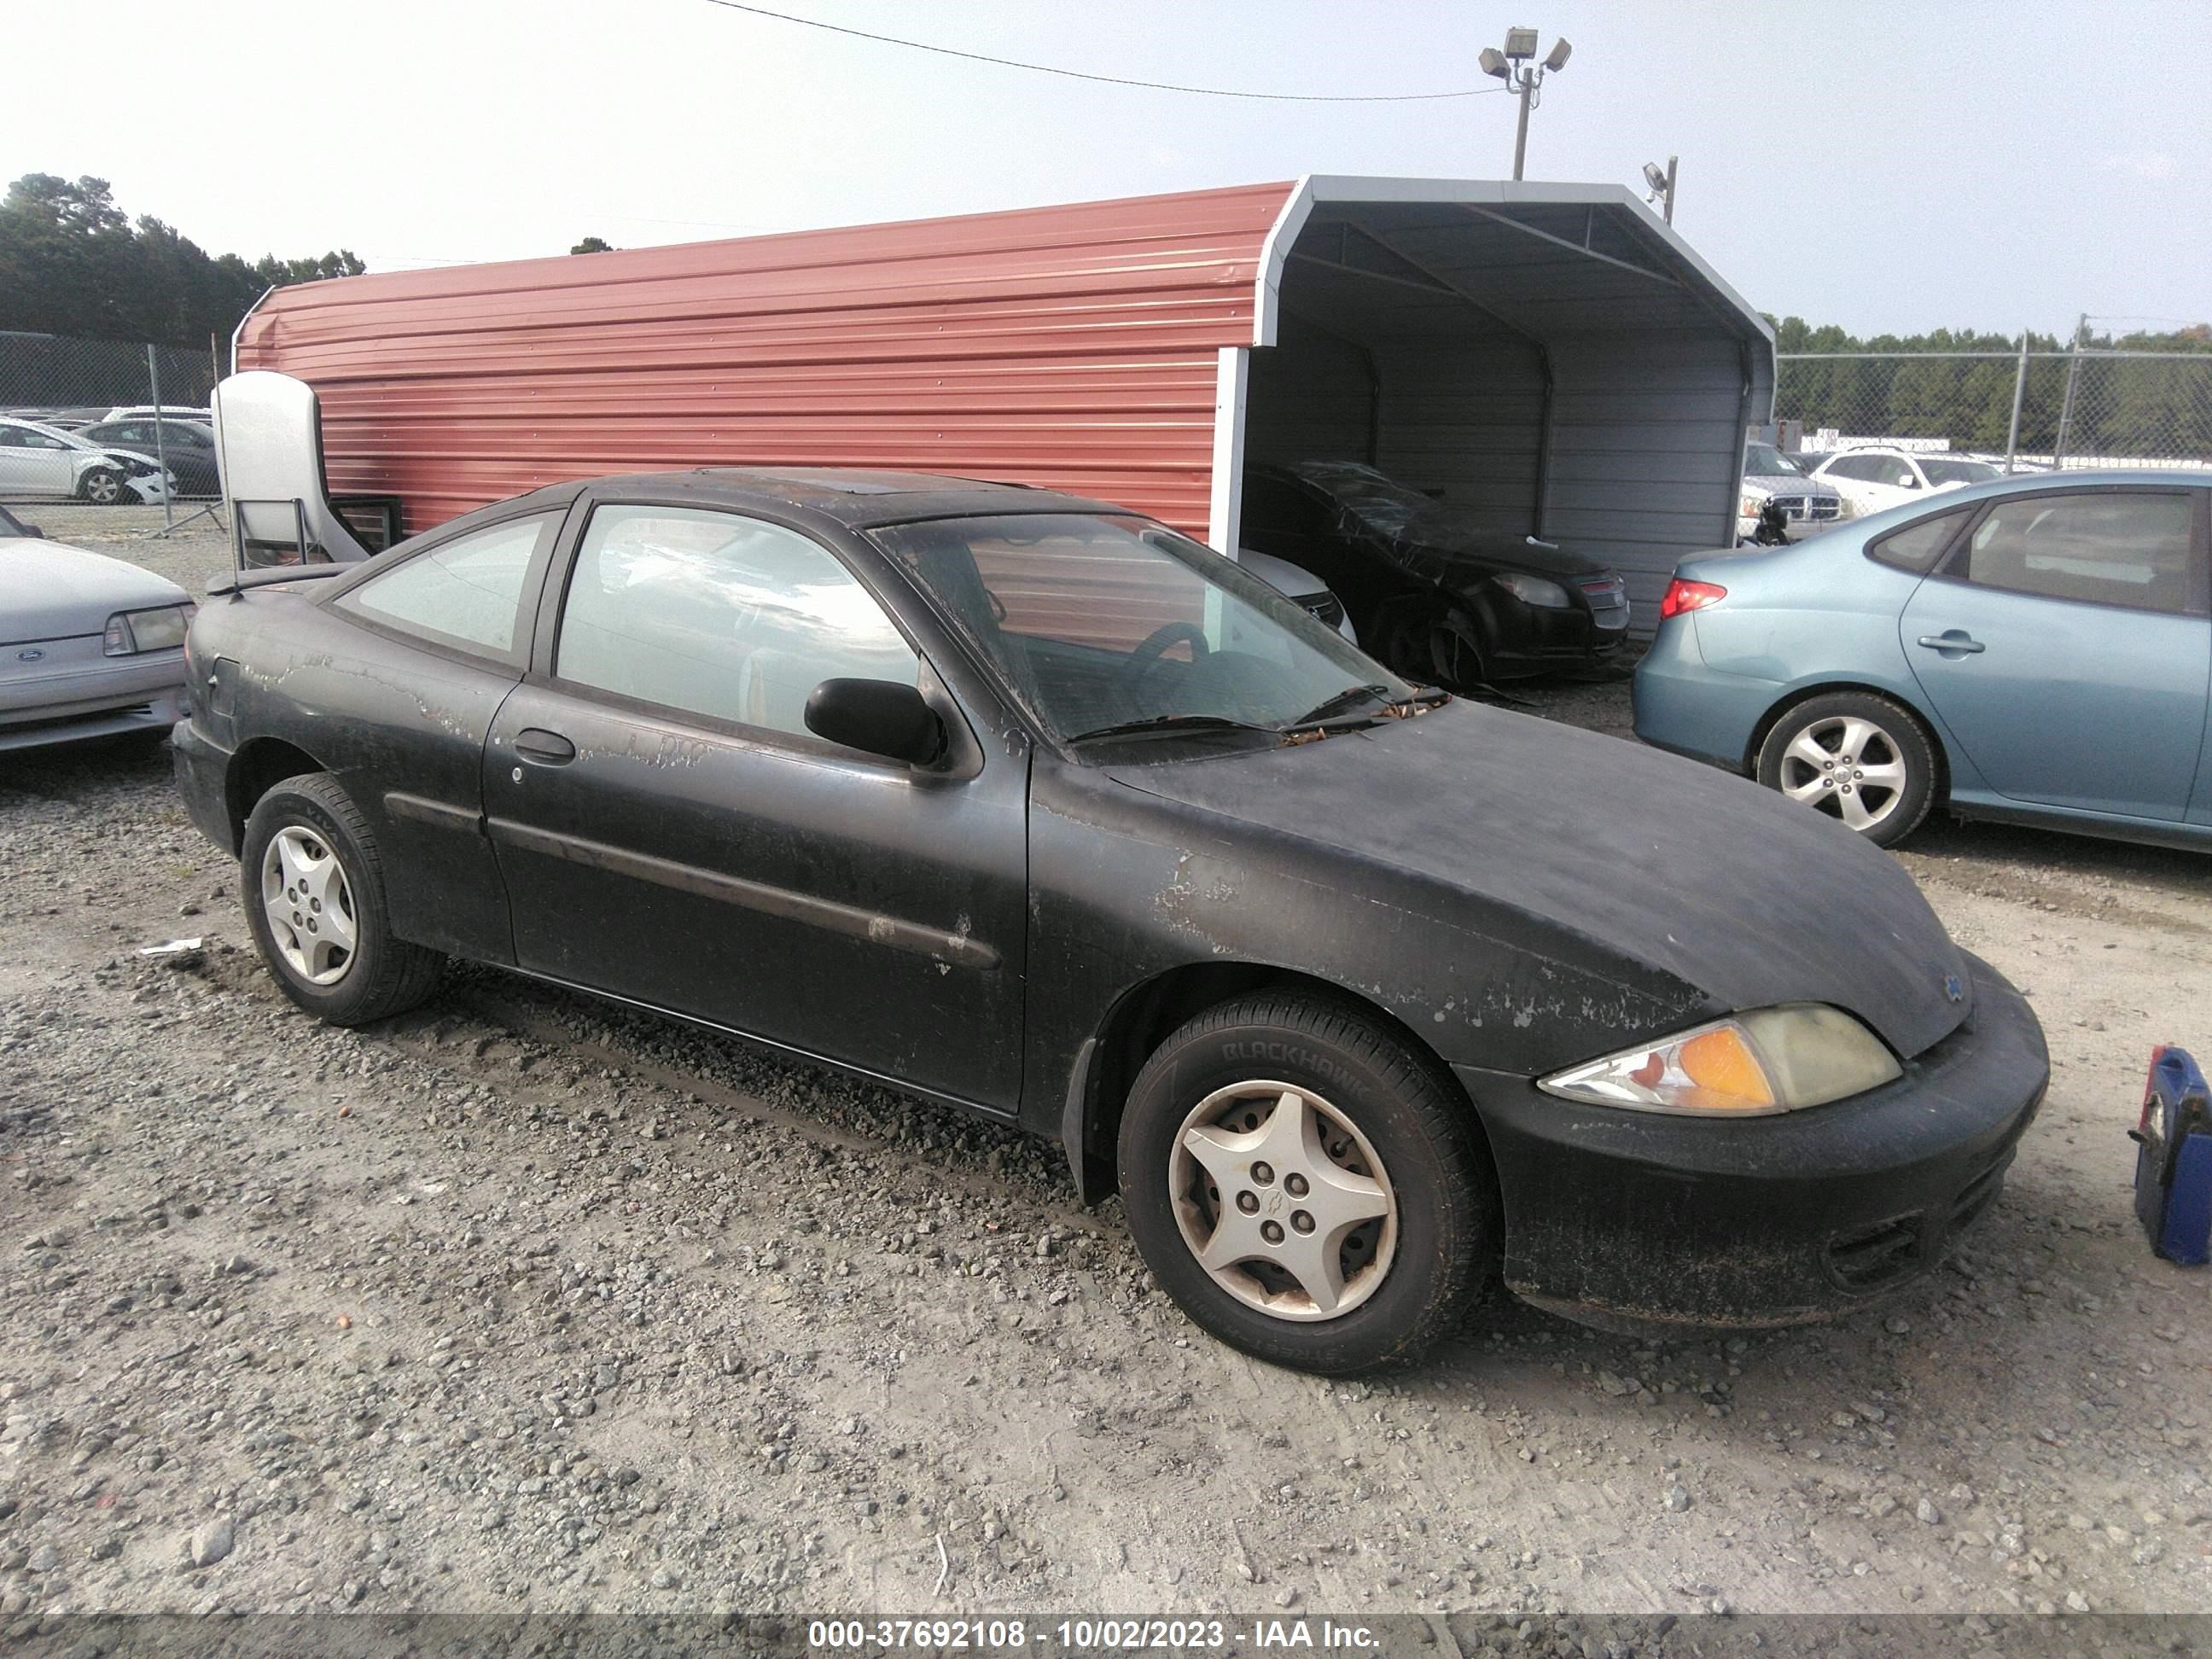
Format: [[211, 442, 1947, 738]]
[[1630, 620, 1779, 771], [171, 716, 236, 853], [1455, 952, 2048, 1330]]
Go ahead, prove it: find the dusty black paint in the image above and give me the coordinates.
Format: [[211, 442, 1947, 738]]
[[173, 466, 2048, 1329]]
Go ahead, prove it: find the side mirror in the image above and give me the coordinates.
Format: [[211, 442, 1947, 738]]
[[804, 678, 945, 766], [1897, 473, 1919, 488]]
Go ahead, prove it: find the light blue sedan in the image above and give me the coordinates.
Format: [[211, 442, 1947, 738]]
[[1633, 469, 2212, 850]]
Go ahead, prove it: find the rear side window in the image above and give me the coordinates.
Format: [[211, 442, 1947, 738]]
[[336, 513, 556, 660], [555, 504, 917, 740], [1868, 509, 1969, 573], [1949, 492, 2197, 614]]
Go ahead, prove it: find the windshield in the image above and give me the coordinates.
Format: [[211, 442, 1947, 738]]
[[1920, 457, 2000, 486], [870, 512, 1412, 750], [1743, 444, 1807, 477]]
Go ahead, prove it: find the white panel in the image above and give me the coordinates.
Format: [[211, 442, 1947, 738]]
[[1206, 346, 1249, 556]]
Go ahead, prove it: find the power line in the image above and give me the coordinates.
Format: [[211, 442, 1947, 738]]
[[699, 1, 1506, 102]]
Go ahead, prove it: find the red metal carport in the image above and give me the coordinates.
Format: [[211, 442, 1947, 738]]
[[236, 177, 1773, 626]]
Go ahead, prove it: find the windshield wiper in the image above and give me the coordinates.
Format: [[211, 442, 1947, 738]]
[[1288, 684, 1393, 727], [1066, 713, 1276, 745]]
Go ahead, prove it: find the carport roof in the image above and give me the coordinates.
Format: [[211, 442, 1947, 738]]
[[1258, 177, 1774, 350]]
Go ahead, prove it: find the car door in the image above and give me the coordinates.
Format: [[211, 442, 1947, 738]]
[[315, 506, 570, 960], [0, 424, 75, 497], [484, 497, 1031, 1115], [1900, 485, 2211, 820]]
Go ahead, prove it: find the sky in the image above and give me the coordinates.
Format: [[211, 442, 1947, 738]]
[[10, 0, 2209, 339]]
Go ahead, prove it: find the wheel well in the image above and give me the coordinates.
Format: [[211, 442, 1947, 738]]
[[1745, 681, 1950, 804], [223, 737, 323, 853], [1071, 962, 1494, 1203]]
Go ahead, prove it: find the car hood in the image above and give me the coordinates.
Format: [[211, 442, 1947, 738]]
[[0, 538, 189, 642], [1107, 700, 1972, 1060], [1744, 471, 1841, 498]]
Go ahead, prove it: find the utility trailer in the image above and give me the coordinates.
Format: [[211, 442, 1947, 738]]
[[228, 176, 1774, 631]]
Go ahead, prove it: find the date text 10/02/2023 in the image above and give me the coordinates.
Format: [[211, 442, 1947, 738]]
[[807, 1619, 1380, 1652]]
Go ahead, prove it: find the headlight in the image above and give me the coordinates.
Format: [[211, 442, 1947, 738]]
[[102, 604, 194, 655], [1738, 492, 1766, 518], [1491, 571, 1570, 608], [1540, 1004, 1901, 1117]]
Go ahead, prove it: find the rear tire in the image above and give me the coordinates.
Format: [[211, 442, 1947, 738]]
[[241, 773, 443, 1025], [1756, 690, 1938, 847], [1117, 991, 1498, 1375]]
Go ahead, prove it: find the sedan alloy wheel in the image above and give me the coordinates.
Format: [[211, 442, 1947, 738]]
[[1170, 1080, 1398, 1321], [259, 824, 358, 985]]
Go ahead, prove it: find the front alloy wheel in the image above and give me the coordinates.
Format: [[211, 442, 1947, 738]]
[[80, 467, 124, 505], [1119, 990, 1498, 1374], [1171, 1081, 1397, 1321]]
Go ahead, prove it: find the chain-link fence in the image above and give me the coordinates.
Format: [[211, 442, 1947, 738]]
[[0, 330, 225, 521], [1773, 347, 2212, 470]]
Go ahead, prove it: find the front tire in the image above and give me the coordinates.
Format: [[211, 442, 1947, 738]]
[[1756, 690, 1937, 847], [241, 773, 442, 1025], [79, 467, 125, 505], [1117, 991, 1498, 1375]]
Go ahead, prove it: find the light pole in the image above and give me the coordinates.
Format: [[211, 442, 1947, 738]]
[[1479, 27, 1571, 181], [1642, 156, 1679, 224]]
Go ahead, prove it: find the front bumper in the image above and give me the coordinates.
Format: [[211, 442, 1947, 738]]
[[0, 653, 188, 752], [1454, 951, 2047, 1330]]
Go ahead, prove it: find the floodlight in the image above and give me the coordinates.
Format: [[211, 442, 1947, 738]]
[[1543, 37, 1572, 71], [1503, 26, 1539, 59], [1643, 161, 1669, 194], [1479, 46, 1509, 78]]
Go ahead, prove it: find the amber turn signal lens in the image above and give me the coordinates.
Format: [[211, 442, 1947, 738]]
[[1677, 1027, 1778, 1110]]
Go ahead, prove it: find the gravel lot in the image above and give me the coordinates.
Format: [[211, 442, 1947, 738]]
[[2, 509, 2209, 1624]]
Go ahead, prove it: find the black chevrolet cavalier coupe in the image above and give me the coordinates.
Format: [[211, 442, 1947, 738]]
[[172, 469, 2047, 1374]]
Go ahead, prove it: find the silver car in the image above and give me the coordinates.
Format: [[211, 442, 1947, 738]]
[[0, 504, 193, 750]]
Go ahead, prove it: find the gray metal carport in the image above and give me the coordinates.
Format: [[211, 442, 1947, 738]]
[[1231, 178, 1776, 631]]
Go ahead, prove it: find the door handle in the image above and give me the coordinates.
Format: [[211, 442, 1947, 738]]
[[1915, 631, 1986, 655], [513, 727, 576, 765]]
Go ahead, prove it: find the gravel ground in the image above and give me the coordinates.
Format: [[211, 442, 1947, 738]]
[[0, 525, 2209, 1626]]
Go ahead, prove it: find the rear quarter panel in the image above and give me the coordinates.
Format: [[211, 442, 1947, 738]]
[[190, 592, 521, 961], [1674, 541, 1957, 765]]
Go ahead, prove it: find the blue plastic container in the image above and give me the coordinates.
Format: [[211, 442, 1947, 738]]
[[2133, 1045, 2212, 1266]]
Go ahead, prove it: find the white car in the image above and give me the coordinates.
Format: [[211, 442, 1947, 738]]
[[1804, 447, 2002, 519], [102, 404, 213, 424], [0, 504, 192, 749], [0, 417, 174, 506]]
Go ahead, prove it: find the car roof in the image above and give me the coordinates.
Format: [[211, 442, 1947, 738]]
[[491, 467, 1127, 530]]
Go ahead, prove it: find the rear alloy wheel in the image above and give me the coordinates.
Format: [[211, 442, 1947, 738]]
[[79, 467, 125, 506], [1118, 991, 1498, 1374], [241, 773, 443, 1024], [1757, 690, 1937, 847]]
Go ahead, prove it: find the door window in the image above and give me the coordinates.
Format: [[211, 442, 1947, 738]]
[[555, 504, 918, 739], [1949, 492, 2197, 614], [335, 513, 556, 660]]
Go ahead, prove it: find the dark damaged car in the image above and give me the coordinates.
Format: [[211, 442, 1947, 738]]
[[172, 469, 2047, 1374], [1240, 461, 1632, 687]]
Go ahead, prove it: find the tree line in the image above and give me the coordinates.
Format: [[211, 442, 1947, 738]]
[[1769, 316, 2212, 461], [0, 174, 364, 350]]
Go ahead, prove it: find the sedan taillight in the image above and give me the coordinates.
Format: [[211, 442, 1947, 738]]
[[1659, 579, 1727, 620]]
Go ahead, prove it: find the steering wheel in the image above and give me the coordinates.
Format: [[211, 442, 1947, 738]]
[[1120, 620, 1211, 696]]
